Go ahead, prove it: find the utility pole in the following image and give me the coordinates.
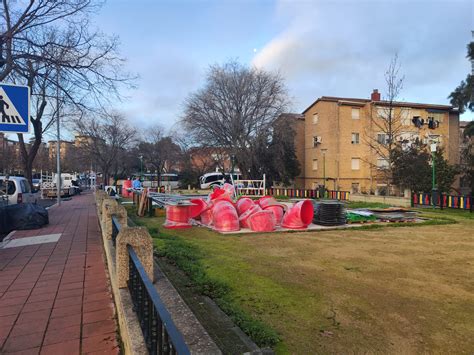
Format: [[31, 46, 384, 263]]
[[56, 67, 61, 206]]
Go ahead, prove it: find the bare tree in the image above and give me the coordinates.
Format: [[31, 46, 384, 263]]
[[182, 61, 291, 179], [74, 113, 137, 185], [137, 125, 181, 185], [365, 54, 407, 194], [0, 0, 99, 81], [1, 0, 134, 184]]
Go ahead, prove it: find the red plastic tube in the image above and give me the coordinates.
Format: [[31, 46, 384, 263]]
[[200, 205, 213, 226], [122, 180, 132, 197], [189, 199, 207, 219], [258, 196, 278, 208], [209, 187, 233, 203], [248, 210, 276, 232], [212, 200, 240, 232], [164, 205, 192, 229], [281, 200, 314, 229], [263, 205, 284, 226], [239, 204, 261, 229], [236, 197, 255, 215]]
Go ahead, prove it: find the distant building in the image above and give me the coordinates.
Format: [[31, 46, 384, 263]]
[[296, 90, 460, 194], [48, 140, 74, 161], [0, 133, 22, 173], [188, 147, 231, 174]]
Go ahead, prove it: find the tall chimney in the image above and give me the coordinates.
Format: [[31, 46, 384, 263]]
[[371, 89, 381, 101]]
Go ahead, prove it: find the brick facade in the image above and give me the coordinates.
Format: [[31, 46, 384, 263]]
[[297, 91, 460, 193]]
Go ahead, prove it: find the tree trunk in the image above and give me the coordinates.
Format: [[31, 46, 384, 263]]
[[17, 117, 42, 186]]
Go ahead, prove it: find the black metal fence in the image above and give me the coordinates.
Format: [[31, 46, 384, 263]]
[[111, 215, 120, 246], [128, 246, 190, 355], [110, 213, 190, 354]]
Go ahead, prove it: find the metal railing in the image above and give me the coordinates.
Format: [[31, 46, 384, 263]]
[[110, 213, 190, 354], [128, 246, 190, 355], [111, 215, 120, 246], [264, 187, 351, 200], [412, 192, 472, 212]]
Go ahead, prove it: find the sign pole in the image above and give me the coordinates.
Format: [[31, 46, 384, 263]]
[[56, 68, 61, 206]]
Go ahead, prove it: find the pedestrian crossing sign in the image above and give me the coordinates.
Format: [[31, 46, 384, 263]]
[[0, 83, 30, 134]]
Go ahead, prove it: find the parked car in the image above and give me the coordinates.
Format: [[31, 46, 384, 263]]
[[0, 176, 39, 205], [199, 172, 242, 189], [32, 178, 41, 191]]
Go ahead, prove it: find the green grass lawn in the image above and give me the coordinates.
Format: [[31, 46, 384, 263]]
[[129, 206, 474, 354]]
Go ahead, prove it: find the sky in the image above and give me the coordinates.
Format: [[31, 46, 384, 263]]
[[90, 0, 474, 133]]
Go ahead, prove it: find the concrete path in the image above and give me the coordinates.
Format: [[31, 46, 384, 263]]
[[0, 193, 120, 354]]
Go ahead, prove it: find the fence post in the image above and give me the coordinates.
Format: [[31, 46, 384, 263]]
[[148, 197, 153, 217], [116, 226, 154, 288], [103, 205, 127, 240]]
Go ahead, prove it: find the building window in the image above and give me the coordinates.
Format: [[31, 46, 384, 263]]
[[351, 132, 359, 144], [351, 158, 360, 170], [351, 108, 360, 119], [377, 158, 389, 169], [312, 159, 318, 170], [377, 106, 390, 119], [312, 113, 319, 124], [313, 136, 322, 147], [400, 108, 411, 125], [377, 133, 389, 145]]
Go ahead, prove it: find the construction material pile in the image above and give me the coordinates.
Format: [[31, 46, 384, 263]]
[[164, 184, 314, 233], [312, 201, 346, 226]]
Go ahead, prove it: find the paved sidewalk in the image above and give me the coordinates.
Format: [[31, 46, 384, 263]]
[[0, 193, 120, 354]]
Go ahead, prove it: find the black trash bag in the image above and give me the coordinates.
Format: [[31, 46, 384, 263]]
[[0, 206, 8, 236], [6, 203, 49, 230]]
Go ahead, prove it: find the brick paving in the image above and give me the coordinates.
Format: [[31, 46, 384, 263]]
[[0, 193, 120, 354]]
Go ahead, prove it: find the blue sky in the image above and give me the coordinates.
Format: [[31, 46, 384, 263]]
[[91, 0, 473, 132]]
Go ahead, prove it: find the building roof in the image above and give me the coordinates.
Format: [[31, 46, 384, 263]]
[[460, 120, 473, 128], [48, 140, 74, 144], [302, 95, 456, 114], [278, 113, 305, 121]]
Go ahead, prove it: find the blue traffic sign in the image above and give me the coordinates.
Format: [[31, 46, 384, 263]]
[[0, 83, 30, 134]]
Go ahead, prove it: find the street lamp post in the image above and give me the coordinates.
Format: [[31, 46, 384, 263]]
[[55, 66, 61, 206], [321, 148, 327, 197], [230, 154, 236, 175], [430, 143, 437, 208], [139, 155, 143, 179]]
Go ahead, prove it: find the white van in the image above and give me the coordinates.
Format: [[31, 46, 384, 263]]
[[0, 176, 39, 205], [199, 172, 242, 189]]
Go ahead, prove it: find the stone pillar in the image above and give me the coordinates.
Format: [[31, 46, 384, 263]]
[[116, 227, 154, 288], [103, 204, 128, 240], [95, 191, 107, 214], [101, 198, 118, 220]]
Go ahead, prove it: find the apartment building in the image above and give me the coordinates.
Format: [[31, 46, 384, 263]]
[[300, 90, 460, 194], [48, 140, 74, 161]]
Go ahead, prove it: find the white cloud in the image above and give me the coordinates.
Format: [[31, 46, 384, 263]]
[[252, 0, 473, 112]]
